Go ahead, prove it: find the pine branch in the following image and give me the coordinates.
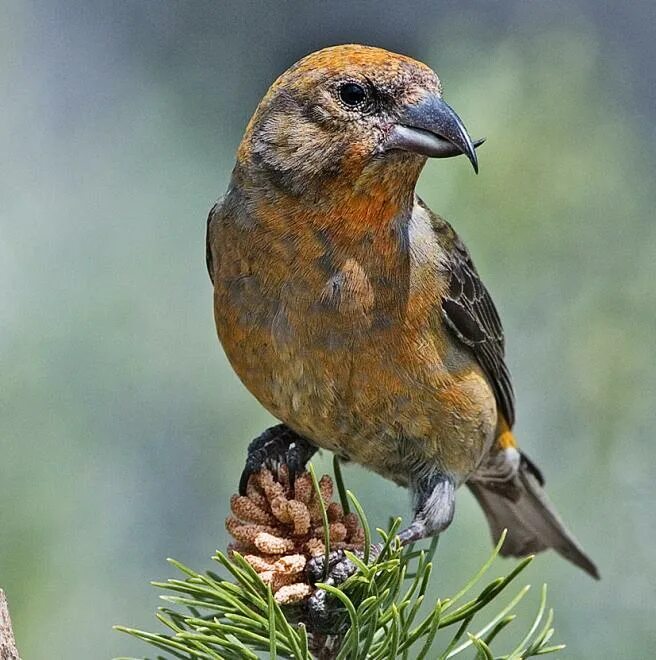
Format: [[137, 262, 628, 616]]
[[115, 463, 565, 660]]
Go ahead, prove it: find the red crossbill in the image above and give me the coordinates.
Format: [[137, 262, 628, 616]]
[[206, 44, 598, 579]]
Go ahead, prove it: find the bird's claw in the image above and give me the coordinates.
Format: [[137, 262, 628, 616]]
[[239, 424, 317, 495], [306, 548, 363, 586], [305, 546, 382, 634]]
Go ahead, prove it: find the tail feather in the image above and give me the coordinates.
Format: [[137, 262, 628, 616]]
[[468, 454, 599, 579]]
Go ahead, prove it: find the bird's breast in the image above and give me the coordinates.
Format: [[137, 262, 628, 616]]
[[217, 225, 443, 429], [212, 202, 495, 481]]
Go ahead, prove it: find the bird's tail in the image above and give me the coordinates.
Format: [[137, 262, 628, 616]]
[[467, 452, 599, 579]]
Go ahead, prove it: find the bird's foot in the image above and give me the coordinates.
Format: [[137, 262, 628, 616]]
[[239, 424, 317, 495], [306, 548, 374, 586], [305, 545, 382, 634]]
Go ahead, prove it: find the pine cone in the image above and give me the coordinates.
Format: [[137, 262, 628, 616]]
[[226, 467, 364, 604]]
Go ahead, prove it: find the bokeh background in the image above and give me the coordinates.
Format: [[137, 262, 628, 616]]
[[2, 1, 655, 657]]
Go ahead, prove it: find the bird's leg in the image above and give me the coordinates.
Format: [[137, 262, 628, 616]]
[[238, 424, 317, 495], [398, 471, 456, 544], [305, 472, 455, 632]]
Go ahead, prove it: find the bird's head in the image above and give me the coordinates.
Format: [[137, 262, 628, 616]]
[[238, 44, 481, 211]]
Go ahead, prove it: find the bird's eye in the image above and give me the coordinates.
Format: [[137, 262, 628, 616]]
[[338, 82, 367, 107]]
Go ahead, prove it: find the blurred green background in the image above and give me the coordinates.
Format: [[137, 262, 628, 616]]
[[2, 1, 655, 657]]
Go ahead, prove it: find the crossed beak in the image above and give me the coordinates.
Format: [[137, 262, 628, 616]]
[[383, 93, 484, 173]]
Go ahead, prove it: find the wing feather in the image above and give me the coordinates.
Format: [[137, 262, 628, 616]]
[[206, 200, 223, 285], [430, 210, 515, 427]]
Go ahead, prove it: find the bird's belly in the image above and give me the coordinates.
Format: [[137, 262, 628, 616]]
[[215, 279, 497, 484]]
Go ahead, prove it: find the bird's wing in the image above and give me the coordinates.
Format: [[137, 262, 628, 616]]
[[206, 199, 223, 285], [428, 204, 515, 427]]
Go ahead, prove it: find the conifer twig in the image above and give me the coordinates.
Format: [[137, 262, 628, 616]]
[[116, 464, 565, 660]]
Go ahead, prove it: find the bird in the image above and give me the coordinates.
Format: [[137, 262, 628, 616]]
[[206, 44, 598, 580]]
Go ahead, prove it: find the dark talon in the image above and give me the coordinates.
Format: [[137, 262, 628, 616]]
[[307, 545, 382, 586], [305, 545, 382, 635], [239, 424, 317, 495], [306, 549, 358, 585]]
